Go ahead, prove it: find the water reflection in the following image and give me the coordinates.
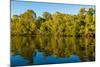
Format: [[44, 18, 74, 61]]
[[11, 36, 95, 66]]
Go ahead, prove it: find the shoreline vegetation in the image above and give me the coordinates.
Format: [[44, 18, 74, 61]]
[[11, 8, 95, 38]]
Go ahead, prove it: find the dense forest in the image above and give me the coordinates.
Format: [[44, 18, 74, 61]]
[[11, 8, 95, 37]]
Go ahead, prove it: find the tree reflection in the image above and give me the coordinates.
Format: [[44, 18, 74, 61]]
[[11, 36, 95, 64]]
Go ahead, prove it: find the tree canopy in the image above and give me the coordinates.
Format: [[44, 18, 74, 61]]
[[11, 8, 95, 37]]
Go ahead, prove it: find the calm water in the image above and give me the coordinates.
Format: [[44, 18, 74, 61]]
[[11, 36, 95, 66]]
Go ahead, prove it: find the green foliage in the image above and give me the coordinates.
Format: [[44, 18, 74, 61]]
[[42, 12, 51, 20], [11, 8, 95, 37], [11, 36, 95, 59]]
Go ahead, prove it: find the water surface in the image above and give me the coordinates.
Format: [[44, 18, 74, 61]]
[[11, 36, 95, 66]]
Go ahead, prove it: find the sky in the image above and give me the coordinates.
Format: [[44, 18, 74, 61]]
[[11, 1, 95, 17]]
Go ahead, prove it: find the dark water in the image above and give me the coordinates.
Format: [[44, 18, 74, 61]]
[[11, 36, 95, 66]]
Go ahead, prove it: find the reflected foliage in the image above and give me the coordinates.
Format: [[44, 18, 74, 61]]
[[11, 36, 95, 65]]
